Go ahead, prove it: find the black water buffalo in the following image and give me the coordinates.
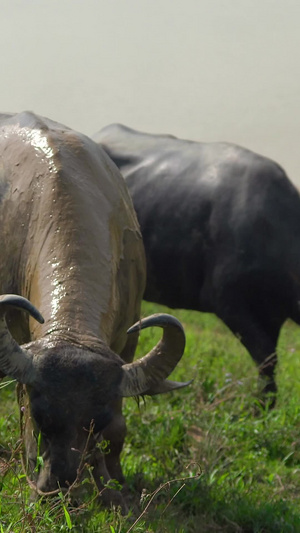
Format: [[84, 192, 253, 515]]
[[95, 123, 300, 402], [0, 113, 188, 508]]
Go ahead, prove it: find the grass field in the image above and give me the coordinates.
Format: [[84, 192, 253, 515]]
[[0, 300, 300, 532]]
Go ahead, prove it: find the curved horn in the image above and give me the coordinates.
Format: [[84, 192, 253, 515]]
[[0, 294, 44, 384], [119, 313, 188, 397]]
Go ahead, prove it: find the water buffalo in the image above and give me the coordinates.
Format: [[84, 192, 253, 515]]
[[0, 113, 188, 508], [95, 123, 300, 403]]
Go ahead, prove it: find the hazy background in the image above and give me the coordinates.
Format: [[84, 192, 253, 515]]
[[1, 0, 300, 185]]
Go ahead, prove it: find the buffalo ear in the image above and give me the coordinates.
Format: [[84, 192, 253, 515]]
[[140, 379, 193, 396]]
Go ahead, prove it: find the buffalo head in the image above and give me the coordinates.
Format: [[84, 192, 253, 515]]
[[0, 294, 187, 500]]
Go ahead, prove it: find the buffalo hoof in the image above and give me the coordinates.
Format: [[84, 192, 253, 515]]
[[256, 376, 277, 411], [98, 486, 128, 514]]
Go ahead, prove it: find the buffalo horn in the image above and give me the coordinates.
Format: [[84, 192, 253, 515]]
[[119, 313, 189, 397], [0, 294, 44, 383]]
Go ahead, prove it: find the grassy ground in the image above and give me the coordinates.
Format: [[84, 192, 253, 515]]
[[0, 301, 300, 532]]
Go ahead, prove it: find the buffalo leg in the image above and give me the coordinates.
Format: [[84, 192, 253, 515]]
[[103, 327, 140, 483], [92, 442, 128, 513], [102, 397, 127, 484], [217, 304, 281, 403]]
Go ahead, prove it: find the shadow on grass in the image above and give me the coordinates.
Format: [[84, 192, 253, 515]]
[[126, 473, 300, 533]]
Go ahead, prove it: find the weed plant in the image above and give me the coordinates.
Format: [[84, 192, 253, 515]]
[[0, 302, 299, 532]]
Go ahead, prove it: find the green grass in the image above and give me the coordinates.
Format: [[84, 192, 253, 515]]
[[1, 302, 300, 532]]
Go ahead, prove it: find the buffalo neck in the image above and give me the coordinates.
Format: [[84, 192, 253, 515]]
[[0, 121, 139, 350]]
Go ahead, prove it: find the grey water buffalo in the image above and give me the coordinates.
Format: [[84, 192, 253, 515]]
[[95, 123, 300, 403], [0, 112, 188, 508]]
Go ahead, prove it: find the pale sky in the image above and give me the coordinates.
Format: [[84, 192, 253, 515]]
[[1, 0, 300, 185]]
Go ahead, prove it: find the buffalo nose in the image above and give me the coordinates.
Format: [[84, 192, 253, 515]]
[[36, 471, 59, 494]]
